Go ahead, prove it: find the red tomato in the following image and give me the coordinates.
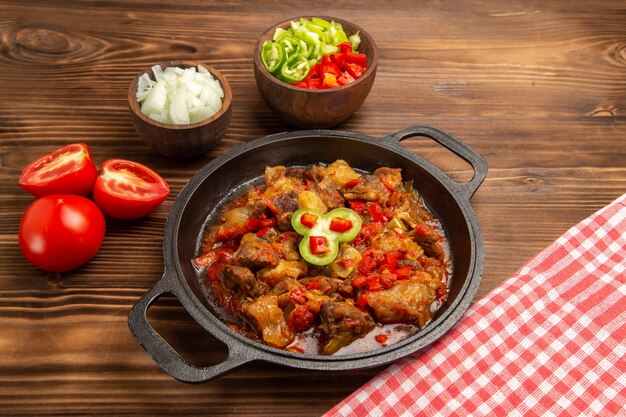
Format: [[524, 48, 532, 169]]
[[19, 143, 97, 197], [93, 159, 170, 219], [19, 195, 106, 272]]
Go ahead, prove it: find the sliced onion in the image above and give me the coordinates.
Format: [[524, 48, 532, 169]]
[[136, 64, 224, 125]]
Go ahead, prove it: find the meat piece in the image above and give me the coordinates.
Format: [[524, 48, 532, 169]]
[[329, 244, 362, 278], [270, 231, 301, 261], [257, 260, 308, 286], [319, 301, 375, 354], [265, 165, 286, 186], [272, 192, 299, 213], [219, 265, 268, 298], [297, 190, 328, 213], [264, 176, 305, 201], [276, 211, 294, 232], [371, 229, 424, 257], [311, 181, 345, 209], [391, 192, 435, 229], [285, 167, 306, 179], [417, 256, 448, 282], [246, 294, 294, 348], [364, 272, 440, 327], [234, 233, 279, 270], [373, 167, 402, 190], [343, 175, 390, 204]]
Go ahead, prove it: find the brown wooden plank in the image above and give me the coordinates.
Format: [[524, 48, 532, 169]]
[[1, 0, 625, 416]]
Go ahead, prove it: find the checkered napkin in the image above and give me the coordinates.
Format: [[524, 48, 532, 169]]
[[325, 194, 626, 417]]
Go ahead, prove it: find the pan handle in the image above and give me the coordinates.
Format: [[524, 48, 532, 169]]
[[385, 125, 488, 200], [128, 272, 250, 383]]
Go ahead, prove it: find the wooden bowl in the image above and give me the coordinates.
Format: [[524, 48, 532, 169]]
[[253, 17, 378, 128], [128, 61, 232, 158]]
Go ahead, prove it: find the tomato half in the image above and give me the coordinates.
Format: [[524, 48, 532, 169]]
[[93, 159, 170, 219], [19, 195, 106, 272], [19, 143, 97, 197]]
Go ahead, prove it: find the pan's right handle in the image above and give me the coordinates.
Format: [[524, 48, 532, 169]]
[[128, 272, 250, 383], [385, 125, 488, 200]]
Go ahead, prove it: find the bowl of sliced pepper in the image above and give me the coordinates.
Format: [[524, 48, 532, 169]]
[[253, 16, 378, 128]]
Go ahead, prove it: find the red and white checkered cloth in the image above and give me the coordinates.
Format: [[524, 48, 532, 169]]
[[325, 194, 626, 417]]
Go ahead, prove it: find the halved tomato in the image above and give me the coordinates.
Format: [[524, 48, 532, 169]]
[[93, 159, 170, 219], [19, 143, 97, 197]]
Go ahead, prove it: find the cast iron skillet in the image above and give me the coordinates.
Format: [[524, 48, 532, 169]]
[[128, 124, 488, 383]]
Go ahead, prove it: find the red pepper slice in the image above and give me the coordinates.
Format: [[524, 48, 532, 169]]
[[300, 212, 319, 228], [352, 274, 367, 289], [308, 63, 322, 80], [345, 62, 365, 79], [358, 255, 378, 274], [307, 78, 322, 89], [256, 227, 270, 237], [245, 217, 277, 233], [392, 266, 412, 279], [356, 294, 368, 308], [329, 217, 353, 233], [261, 194, 281, 215], [375, 334, 389, 345], [322, 73, 340, 88], [343, 178, 360, 187], [304, 279, 320, 290], [349, 200, 367, 213], [344, 52, 367, 68], [332, 52, 346, 68], [337, 71, 356, 86], [291, 80, 309, 88], [385, 253, 398, 270], [338, 42, 353, 54], [321, 55, 341, 77], [309, 236, 331, 254], [367, 203, 388, 223], [380, 177, 396, 192]]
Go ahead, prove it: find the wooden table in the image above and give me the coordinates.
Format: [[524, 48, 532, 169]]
[[1, 1, 625, 415]]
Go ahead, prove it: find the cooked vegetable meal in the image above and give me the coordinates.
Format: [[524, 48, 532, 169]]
[[193, 160, 450, 355]]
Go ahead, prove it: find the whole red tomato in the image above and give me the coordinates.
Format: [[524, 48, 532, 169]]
[[19, 143, 97, 197], [93, 159, 170, 219], [19, 195, 106, 272]]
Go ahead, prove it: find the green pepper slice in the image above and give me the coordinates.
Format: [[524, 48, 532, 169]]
[[299, 235, 339, 266], [292, 209, 324, 236], [325, 208, 362, 242], [261, 41, 286, 74], [278, 35, 299, 56], [311, 17, 331, 29], [291, 208, 362, 266], [279, 53, 310, 83]]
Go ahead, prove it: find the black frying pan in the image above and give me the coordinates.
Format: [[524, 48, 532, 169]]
[[128, 125, 488, 383]]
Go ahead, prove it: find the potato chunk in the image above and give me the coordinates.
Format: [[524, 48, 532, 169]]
[[246, 294, 294, 348]]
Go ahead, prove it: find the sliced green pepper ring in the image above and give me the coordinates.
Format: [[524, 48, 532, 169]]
[[292, 209, 324, 236], [299, 235, 339, 266], [278, 36, 300, 55], [326, 208, 363, 242], [261, 41, 286, 74], [279, 53, 311, 83], [291, 208, 363, 266]]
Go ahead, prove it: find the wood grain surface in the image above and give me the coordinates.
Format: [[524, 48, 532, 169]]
[[1, 1, 625, 416]]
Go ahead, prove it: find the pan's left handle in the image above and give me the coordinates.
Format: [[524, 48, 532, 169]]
[[385, 125, 488, 200], [128, 272, 250, 383]]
